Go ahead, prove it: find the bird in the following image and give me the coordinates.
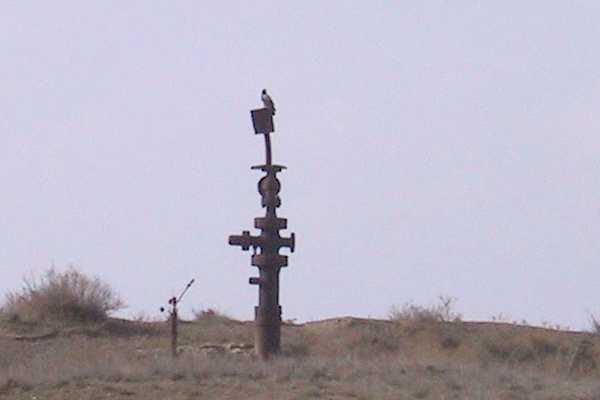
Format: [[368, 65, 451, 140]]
[[261, 89, 276, 116]]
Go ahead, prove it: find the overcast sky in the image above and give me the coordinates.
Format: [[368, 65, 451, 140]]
[[1, 2, 599, 329]]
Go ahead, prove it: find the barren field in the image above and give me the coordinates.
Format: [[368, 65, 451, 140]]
[[2, 314, 600, 399]]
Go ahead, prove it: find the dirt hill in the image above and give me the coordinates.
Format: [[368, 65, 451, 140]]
[[1, 315, 600, 399]]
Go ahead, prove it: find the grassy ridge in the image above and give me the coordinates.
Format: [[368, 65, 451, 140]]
[[2, 270, 600, 398], [2, 315, 600, 399]]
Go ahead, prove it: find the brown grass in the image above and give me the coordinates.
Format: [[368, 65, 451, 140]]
[[2, 331, 600, 400], [2, 312, 600, 399]]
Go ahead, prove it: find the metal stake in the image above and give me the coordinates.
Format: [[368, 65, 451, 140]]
[[170, 298, 178, 358], [161, 279, 195, 358]]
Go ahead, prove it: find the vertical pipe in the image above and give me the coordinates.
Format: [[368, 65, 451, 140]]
[[171, 304, 178, 358], [264, 134, 272, 166]]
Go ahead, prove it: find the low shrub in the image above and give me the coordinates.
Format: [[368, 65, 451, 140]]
[[439, 324, 463, 349], [389, 296, 462, 323], [192, 308, 234, 323], [481, 336, 536, 363], [2, 267, 124, 323], [529, 336, 558, 357]]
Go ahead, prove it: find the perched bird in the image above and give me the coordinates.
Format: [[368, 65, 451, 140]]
[[261, 89, 276, 116]]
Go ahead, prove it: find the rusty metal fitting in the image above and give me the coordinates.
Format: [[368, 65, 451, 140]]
[[252, 254, 288, 268], [249, 277, 264, 285], [279, 233, 295, 253], [254, 217, 287, 230], [228, 230, 259, 251]]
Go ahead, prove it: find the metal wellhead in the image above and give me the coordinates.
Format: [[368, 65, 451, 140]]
[[228, 93, 295, 360]]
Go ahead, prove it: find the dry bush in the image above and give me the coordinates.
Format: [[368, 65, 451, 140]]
[[529, 335, 559, 358], [192, 307, 232, 323], [389, 297, 464, 349], [480, 332, 565, 367], [389, 296, 462, 323], [483, 338, 535, 363], [438, 323, 463, 349], [2, 267, 124, 323]]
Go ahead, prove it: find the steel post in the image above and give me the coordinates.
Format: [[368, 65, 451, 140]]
[[170, 298, 178, 358]]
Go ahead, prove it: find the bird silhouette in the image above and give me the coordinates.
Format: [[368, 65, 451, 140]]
[[261, 89, 276, 116]]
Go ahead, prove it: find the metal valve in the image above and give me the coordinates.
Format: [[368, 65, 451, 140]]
[[228, 230, 256, 251]]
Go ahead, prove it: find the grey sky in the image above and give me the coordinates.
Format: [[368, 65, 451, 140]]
[[1, 2, 599, 329]]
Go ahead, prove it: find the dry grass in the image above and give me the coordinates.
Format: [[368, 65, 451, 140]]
[[2, 298, 600, 398], [2, 330, 600, 400], [179, 308, 253, 345]]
